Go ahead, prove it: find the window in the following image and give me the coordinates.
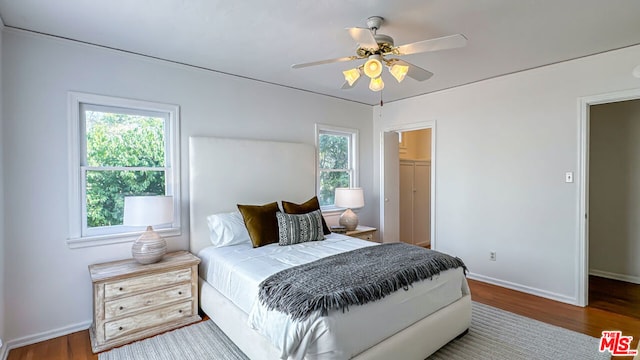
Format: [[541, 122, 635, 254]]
[[68, 92, 180, 247], [316, 124, 358, 209]]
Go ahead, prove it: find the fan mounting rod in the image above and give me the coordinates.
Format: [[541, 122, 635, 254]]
[[359, 16, 394, 56], [366, 16, 384, 33]]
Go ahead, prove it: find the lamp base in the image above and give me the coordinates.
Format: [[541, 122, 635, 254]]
[[132, 226, 167, 264], [339, 208, 359, 231]]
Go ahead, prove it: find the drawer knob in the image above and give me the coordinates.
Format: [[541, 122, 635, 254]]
[[119, 306, 124, 310], [178, 291, 182, 295], [178, 310, 183, 313], [119, 287, 123, 291], [118, 326, 123, 331]]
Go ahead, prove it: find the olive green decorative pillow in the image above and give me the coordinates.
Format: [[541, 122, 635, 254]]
[[281, 196, 331, 235], [237, 202, 280, 248]]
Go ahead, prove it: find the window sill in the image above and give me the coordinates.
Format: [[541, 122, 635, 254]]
[[321, 207, 362, 214], [66, 227, 181, 249], [320, 207, 344, 214]]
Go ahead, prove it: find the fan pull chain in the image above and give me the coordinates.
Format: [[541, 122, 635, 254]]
[[380, 91, 384, 107]]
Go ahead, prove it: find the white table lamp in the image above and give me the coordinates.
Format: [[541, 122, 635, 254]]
[[123, 195, 173, 264], [334, 188, 364, 231]]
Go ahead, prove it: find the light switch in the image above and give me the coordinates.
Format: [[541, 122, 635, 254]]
[[565, 172, 574, 183]]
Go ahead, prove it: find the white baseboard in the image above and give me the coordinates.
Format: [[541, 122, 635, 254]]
[[590, 269, 640, 284], [467, 273, 578, 305], [0, 344, 7, 360], [3, 319, 91, 357]]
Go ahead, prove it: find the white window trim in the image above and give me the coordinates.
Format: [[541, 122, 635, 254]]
[[67, 92, 181, 248], [315, 124, 359, 212]]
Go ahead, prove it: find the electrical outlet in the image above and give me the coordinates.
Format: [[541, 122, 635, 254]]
[[490, 251, 496, 261]]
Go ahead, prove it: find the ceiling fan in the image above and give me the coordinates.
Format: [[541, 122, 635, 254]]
[[292, 16, 467, 92]]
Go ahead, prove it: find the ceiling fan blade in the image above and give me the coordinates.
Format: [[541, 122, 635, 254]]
[[391, 59, 434, 81], [395, 34, 467, 56], [346, 27, 379, 50], [291, 56, 359, 69]]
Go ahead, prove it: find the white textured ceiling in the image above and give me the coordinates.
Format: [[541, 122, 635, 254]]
[[1, 0, 640, 105]]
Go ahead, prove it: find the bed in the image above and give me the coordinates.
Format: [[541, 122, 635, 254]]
[[189, 136, 472, 360]]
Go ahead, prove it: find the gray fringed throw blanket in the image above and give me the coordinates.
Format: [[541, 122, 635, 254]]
[[258, 243, 467, 321]]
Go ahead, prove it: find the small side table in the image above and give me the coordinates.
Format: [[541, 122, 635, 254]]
[[346, 226, 377, 242], [88, 251, 201, 353]]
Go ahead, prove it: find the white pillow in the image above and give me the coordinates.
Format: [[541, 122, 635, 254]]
[[206, 211, 251, 247]]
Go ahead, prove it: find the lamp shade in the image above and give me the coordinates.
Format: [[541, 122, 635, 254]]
[[389, 63, 409, 83], [343, 68, 361, 86], [334, 188, 364, 209], [123, 196, 173, 227], [369, 77, 384, 92], [363, 56, 383, 78]]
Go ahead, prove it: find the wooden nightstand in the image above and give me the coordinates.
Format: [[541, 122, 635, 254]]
[[346, 226, 377, 242], [88, 251, 201, 353]]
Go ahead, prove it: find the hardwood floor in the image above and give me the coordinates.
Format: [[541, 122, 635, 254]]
[[7, 277, 639, 359], [589, 275, 640, 319], [6, 330, 97, 360], [471, 278, 640, 360]]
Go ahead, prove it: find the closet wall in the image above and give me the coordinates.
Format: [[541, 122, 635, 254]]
[[399, 129, 431, 247]]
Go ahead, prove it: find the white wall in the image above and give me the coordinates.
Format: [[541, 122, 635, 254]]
[[0, 15, 5, 354], [589, 100, 640, 282], [373, 44, 640, 304], [1, 28, 373, 346]]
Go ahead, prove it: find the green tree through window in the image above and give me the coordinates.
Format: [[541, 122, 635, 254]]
[[85, 111, 166, 227], [318, 131, 353, 206]]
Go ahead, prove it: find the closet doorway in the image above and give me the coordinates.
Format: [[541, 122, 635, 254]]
[[578, 88, 640, 307], [380, 122, 435, 248], [587, 98, 640, 317], [399, 129, 432, 247]]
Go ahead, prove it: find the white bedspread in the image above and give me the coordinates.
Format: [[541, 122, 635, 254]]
[[199, 234, 467, 359]]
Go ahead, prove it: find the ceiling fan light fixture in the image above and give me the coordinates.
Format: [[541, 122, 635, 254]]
[[369, 77, 384, 92], [343, 68, 361, 86], [389, 63, 409, 83], [363, 55, 383, 79]]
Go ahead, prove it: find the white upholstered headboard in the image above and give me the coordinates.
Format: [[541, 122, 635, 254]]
[[189, 136, 316, 255]]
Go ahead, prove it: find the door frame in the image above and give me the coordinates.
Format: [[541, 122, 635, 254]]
[[380, 120, 436, 246], [577, 88, 640, 306]]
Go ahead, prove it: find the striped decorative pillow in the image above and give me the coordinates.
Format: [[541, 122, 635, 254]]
[[276, 210, 325, 245]]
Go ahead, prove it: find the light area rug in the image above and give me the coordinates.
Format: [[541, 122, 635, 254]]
[[99, 320, 248, 360], [428, 302, 609, 360], [99, 302, 609, 360]]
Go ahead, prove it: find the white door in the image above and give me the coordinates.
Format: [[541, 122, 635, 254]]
[[382, 131, 400, 243]]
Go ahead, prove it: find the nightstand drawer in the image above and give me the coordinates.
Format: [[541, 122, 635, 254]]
[[104, 268, 191, 299], [346, 226, 377, 242], [355, 233, 374, 241], [104, 301, 193, 341], [105, 283, 191, 319]]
